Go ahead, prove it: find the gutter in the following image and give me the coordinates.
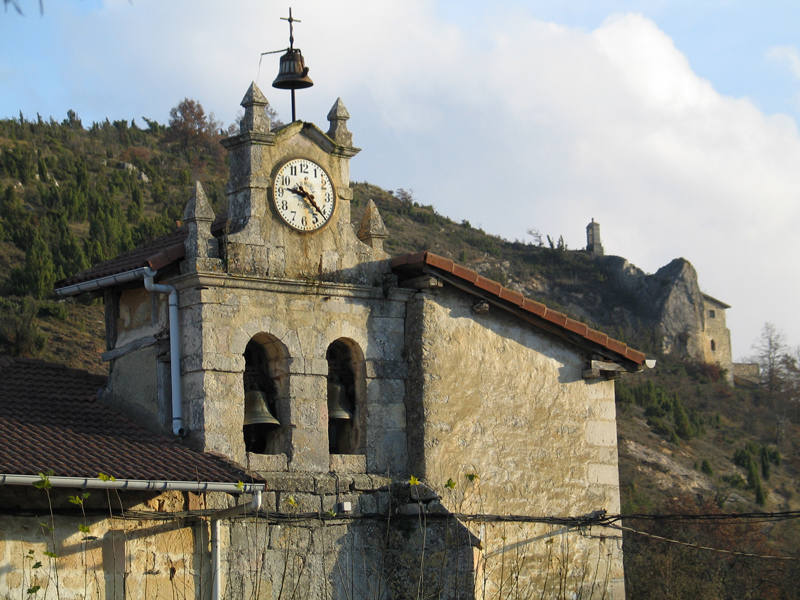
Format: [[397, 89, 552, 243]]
[[0, 474, 265, 495], [54, 267, 153, 298], [54, 266, 184, 436]]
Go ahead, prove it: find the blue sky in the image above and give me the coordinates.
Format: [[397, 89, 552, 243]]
[[2, 1, 799, 357]]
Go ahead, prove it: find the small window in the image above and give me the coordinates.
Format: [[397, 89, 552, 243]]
[[708, 310, 716, 318], [710, 340, 716, 352]]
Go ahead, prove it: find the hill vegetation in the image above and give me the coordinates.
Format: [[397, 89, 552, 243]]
[[1, 105, 798, 597]]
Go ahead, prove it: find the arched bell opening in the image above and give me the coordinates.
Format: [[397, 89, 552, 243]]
[[242, 334, 290, 456], [326, 338, 366, 455]]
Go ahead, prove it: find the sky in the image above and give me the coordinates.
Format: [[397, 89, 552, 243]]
[[2, 0, 799, 359]]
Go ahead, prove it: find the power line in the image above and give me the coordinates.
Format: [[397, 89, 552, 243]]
[[609, 523, 799, 561]]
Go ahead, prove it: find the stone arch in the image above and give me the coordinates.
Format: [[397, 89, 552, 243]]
[[326, 338, 366, 455], [242, 333, 291, 456]]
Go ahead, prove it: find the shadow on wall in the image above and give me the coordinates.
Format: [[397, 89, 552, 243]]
[[329, 487, 478, 600]]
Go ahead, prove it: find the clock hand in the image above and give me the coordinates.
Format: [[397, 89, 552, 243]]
[[295, 185, 325, 216]]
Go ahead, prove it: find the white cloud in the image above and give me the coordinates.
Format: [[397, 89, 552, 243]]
[[767, 45, 800, 80], [13, 0, 800, 354]]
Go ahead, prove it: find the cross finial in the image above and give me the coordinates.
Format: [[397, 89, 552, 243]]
[[281, 7, 301, 49]]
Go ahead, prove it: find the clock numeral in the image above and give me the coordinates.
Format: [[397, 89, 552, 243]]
[[301, 216, 308, 227], [313, 168, 318, 177], [276, 187, 283, 198], [281, 199, 288, 210], [290, 211, 296, 221], [312, 214, 319, 224], [299, 163, 309, 174], [282, 175, 291, 186], [290, 165, 297, 176]]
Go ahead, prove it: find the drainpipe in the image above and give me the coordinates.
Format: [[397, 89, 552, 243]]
[[55, 266, 185, 437], [142, 267, 183, 436], [210, 491, 263, 600]]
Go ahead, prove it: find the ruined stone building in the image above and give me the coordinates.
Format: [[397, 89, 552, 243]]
[[585, 221, 735, 383], [0, 83, 650, 599]]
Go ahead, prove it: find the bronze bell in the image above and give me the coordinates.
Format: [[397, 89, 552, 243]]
[[272, 48, 314, 90], [244, 390, 280, 426], [327, 381, 352, 420]]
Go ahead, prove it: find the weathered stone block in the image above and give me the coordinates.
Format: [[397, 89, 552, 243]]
[[585, 421, 617, 447], [330, 453, 366, 473], [587, 463, 620, 486], [277, 491, 320, 514]]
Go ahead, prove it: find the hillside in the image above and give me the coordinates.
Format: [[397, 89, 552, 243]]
[[1, 111, 798, 597]]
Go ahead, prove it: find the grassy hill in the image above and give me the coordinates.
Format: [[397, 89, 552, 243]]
[[1, 111, 798, 597]]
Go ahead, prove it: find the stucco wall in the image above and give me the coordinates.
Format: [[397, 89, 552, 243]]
[[405, 288, 625, 599]]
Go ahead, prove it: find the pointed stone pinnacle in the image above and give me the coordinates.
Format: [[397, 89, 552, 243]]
[[184, 181, 215, 223], [240, 82, 271, 134], [327, 97, 350, 121], [327, 97, 353, 146], [241, 81, 268, 107], [357, 199, 388, 249]]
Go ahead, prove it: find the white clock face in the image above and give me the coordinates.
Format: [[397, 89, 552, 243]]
[[272, 158, 336, 232]]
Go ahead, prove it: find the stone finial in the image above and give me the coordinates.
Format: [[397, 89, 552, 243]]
[[240, 82, 271, 134], [326, 97, 352, 146], [184, 181, 216, 262], [357, 199, 388, 251], [184, 181, 215, 224]]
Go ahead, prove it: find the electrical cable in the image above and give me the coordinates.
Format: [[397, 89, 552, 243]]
[[608, 523, 799, 561]]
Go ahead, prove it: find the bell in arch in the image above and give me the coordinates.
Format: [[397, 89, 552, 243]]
[[244, 390, 280, 426], [272, 48, 314, 90], [327, 381, 353, 420]]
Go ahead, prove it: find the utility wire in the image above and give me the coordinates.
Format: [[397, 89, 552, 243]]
[[609, 523, 799, 561]]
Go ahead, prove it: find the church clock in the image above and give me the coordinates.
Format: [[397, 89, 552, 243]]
[[272, 157, 336, 232]]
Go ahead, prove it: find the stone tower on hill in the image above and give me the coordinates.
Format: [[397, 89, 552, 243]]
[[586, 218, 604, 256]]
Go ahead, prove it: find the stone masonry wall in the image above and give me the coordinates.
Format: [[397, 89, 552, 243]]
[[405, 287, 625, 599], [0, 477, 475, 600], [176, 273, 412, 475], [701, 299, 733, 383]]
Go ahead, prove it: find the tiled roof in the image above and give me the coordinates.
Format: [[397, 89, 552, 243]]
[[55, 229, 187, 288], [391, 251, 647, 367], [0, 356, 254, 483]]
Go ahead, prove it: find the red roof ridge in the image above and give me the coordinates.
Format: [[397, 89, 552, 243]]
[[391, 251, 647, 366]]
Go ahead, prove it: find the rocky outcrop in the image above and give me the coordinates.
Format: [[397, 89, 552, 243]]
[[648, 259, 707, 358]]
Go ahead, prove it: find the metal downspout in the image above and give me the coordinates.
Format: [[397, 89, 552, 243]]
[[143, 267, 183, 436], [211, 491, 263, 600]]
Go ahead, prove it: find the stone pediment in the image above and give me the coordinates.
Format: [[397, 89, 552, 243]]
[[270, 120, 361, 159]]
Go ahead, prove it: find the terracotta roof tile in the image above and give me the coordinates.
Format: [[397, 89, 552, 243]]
[[0, 357, 255, 483], [522, 298, 547, 317], [543, 308, 568, 327], [451, 264, 478, 283], [56, 229, 187, 288], [475, 275, 502, 296], [391, 250, 646, 367]]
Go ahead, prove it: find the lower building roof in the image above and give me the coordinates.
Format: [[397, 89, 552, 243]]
[[0, 356, 257, 485]]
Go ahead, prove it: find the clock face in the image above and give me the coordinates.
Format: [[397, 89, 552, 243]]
[[272, 158, 336, 232]]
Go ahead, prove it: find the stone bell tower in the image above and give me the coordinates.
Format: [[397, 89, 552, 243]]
[[218, 83, 386, 284]]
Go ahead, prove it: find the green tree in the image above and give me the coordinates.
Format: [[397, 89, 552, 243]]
[[8, 232, 55, 298]]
